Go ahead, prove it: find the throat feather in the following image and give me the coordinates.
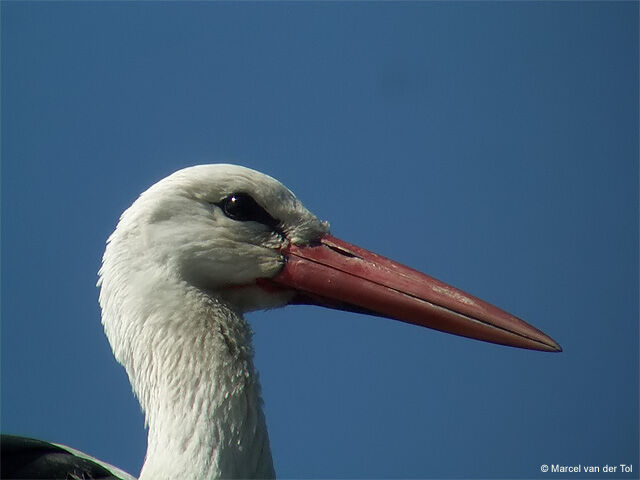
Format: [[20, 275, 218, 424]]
[[131, 295, 274, 480]]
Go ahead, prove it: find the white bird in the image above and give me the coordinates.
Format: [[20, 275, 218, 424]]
[[1, 164, 561, 480]]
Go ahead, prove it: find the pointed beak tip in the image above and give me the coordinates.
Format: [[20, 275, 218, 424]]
[[549, 341, 563, 353], [531, 328, 562, 353], [525, 333, 562, 353]]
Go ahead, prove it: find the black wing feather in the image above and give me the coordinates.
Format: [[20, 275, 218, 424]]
[[1, 435, 124, 480]]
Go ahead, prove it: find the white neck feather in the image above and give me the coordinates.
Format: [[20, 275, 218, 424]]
[[100, 264, 275, 480]]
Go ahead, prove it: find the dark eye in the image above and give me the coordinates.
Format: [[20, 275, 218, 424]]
[[216, 193, 281, 230]]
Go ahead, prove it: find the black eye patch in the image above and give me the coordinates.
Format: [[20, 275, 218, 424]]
[[214, 193, 281, 231]]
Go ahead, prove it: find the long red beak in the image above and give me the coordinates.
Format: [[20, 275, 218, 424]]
[[267, 235, 561, 352]]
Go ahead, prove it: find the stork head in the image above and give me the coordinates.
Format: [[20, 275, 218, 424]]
[[99, 164, 561, 360], [100, 164, 329, 313]]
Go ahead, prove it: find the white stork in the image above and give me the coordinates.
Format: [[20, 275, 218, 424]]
[[1, 164, 561, 480]]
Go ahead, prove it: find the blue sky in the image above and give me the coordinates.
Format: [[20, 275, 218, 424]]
[[1, 2, 638, 478]]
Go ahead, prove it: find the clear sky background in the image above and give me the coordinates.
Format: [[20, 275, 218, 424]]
[[1, 2, 638, 479]]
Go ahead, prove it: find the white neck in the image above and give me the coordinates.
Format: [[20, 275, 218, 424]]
[[101, 271, 275, 480]]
